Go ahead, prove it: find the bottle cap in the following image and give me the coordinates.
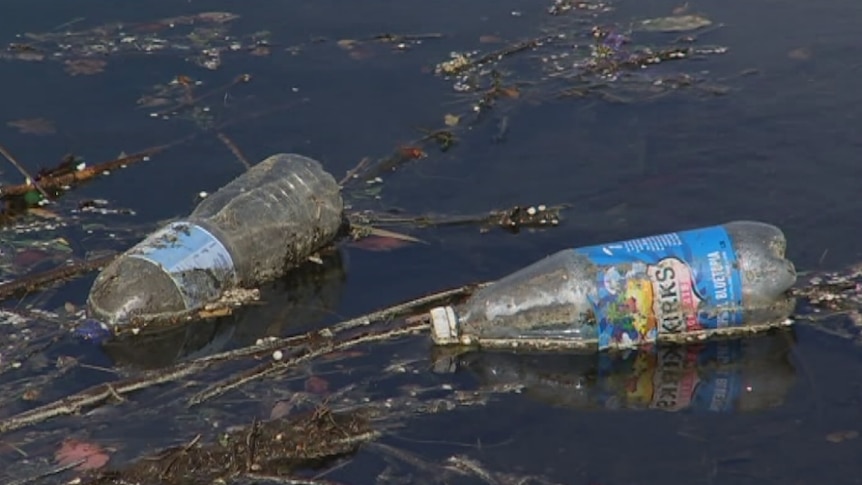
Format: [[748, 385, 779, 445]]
[[429, 306, 459, 345]]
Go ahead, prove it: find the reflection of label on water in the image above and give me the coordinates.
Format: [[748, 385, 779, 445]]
[[128, 221, 237, 308], [609, 340, 748, 413], [575, 225, 744, 350], [624, 345, 700, 411], [650, 345, 700, 411]]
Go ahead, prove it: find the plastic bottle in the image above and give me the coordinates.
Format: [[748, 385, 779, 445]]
[[429, 221, 797, 351], [87, 153, 344, 327]]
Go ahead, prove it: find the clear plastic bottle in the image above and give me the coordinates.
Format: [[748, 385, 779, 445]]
[[429, 221, 797, 350], [87, 153, 344, 326]]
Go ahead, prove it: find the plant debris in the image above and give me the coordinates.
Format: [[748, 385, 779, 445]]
[[1, 12, 262, 72]]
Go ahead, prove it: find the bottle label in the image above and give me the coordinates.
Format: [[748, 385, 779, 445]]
[[127, 221, 237, 310], [574, 225, 743, 350]]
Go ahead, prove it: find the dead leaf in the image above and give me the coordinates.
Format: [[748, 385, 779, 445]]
[[637, 15, 712, 33], [826, 430, 859, 443], [249, 45, 271, 56], [499, 86, 520, 99], [479, 35, 503, 44], [349, 235, 414, 252], [64, 58, 107, 76], [787, 47, 812, 61], [304, 375, 330, 395], [368, 227, 422, 243], [337, 39, 359, 50], [27, 207, 62, 220], [136, 96, 172, 108], [672, 3, 690, 15], [55, 439, 110, 471], [348, 47, 375, 61], [270, 400, 293, 420], [444, 113, 461, 126], [6, 117, 56, 135], [194, 11, 240, 24]]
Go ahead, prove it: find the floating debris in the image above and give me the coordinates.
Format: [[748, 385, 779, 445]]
[[430, 2, 729, 129], [1, 12, 272, 73], [5, 118, 56, 135], [63, 58, 107, 76], [637, 14, 713, 33]]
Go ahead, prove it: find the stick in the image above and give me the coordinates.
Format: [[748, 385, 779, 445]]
[[153, 74, 252, 117], [216, 131, 252, 169], [187, 319, 429, 406], [0, 362, 204, 434], [0, 135, 194, 199], [0, 143, 51, 199], [0, 254, 117, 301]]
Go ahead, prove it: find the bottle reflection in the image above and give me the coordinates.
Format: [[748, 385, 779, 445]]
[[434, 329, 797, 413]]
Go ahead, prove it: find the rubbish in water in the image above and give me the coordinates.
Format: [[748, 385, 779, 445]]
[[428, 221, 797, 350], [636, 15, 713, 33], [87, 153, 343, 327]]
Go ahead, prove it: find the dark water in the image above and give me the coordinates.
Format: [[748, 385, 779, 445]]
[[1, 0, 861, 483]]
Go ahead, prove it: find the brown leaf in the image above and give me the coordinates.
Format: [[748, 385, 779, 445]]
[[479, 35, 503, 44], [6, 117, 56, 135], [270, 400, 293, 420], [337, 39, 359, 50], [349, 235, 414, 252], [444, 113, 461, 126], [499, 86, 520, 99], [672, 2, 690, 15], [64, 58, 107, 76], [55, 439, 110, 471], [304, 375, 330, 395], [367, 227, 422, 243], [787, 47, 812, 61], [249, 45, 271, 56], [27, 207, 62, 220], [826, 430, 859, 443]]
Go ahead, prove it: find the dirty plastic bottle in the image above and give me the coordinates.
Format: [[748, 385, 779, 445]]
[[87, 153, 344, 326], [429, 221, 797, 350]]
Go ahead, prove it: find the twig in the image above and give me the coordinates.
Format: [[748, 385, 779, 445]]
[[450, 35, 554, 77], [160, 433, 201, 479], [0, 253, 116, 302], [239, 475, 345, 485], [0, 362, 205, 434], [7, 458, 86, 485], [217, 131, 252, 169], [153, 73, 252, 117], [197, 282, 486, 364], [188, 319, 429, 406], [348, 204, 567, 233], [370, 32, 444, 43], [338, 157, 370, 187], [0, 143, 51, 199], [0, 134, 195, 199]]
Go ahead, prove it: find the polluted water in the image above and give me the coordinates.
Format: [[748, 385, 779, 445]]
[[428, 221, 797, 351], [86, 153, 343, 329]]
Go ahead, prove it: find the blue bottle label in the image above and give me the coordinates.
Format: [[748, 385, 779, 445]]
[[574, 225, 743, 350], [127, 221, 237, 310]]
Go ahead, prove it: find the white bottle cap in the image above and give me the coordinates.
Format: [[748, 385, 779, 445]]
[[429, 305, 459, 344]]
